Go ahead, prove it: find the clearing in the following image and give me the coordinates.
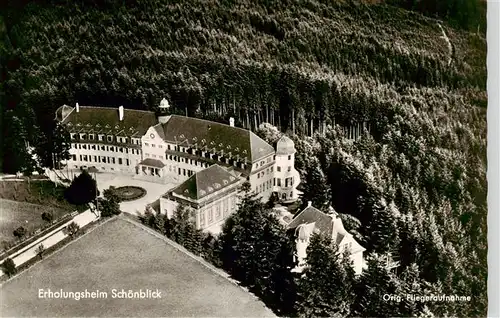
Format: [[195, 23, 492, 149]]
[[0, 217, 275, 317]]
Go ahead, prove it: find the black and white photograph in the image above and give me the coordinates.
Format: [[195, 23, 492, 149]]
[[0, 0, 496, 317]]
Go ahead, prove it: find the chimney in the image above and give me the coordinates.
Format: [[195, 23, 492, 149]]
[[307, 201, 312, 207], [118, 106, 124, 121], [229, 117, 235, 127], [76, 102, 80, 113]]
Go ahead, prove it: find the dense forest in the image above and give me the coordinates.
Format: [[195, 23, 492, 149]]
[[1, 0, 487, 316]]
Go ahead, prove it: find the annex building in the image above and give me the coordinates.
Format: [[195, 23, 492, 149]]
[[55, 100, 301, 232], [286, 203, 366, 275]]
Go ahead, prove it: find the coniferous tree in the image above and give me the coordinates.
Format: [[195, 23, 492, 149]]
[[367, 198, 400, 254], [295, 233, 356, 318], [34, 119, 71, 169], [299, 158, 332, 209], [352, 254, 400, 317], [220, 181, 296, 313]]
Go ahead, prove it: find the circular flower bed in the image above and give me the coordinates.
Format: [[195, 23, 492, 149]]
[[112, 186, 147, 202]]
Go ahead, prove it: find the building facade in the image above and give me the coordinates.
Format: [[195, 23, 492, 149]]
[[56, 101, 301, 231], [160, 164, 243, 233], [55, 104, 157, 174]]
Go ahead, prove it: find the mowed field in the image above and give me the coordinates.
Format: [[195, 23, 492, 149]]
[[0, 217, 275, 317], [0, 199, 70, 245]]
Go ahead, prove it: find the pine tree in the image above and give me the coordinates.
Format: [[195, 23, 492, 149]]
[[367, 198, 400, 254], [295, 233, 356, 318], [299, 157, 331, 209], [352, 255, 400, 317], [220, 181, 296, 313]]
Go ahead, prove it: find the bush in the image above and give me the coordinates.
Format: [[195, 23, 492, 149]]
[[1, 258, 17, 277]]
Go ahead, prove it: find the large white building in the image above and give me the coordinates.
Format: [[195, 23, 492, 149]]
[[55, 101, 301, 232]]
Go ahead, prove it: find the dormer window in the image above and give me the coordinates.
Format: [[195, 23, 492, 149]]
[[207, 187, 214, 192], [214, 183, 221, 189], [80, 133, 86, 140], [223, 180, 228, 185], [200, 190, 206, 196], [115, 125, 120, 129], [70, 133, 76, 140], [201, 139, 206, 144], [107, 135, 113, 142], [184, 189, 189, 194], [88, 134, 94, 140]]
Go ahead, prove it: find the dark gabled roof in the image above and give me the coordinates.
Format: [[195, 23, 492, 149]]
[[288, 206, 335, 238], [60, 106, 157, 138], [139, 158, 165, 168], [170, 164, 240, 201], [159, 115, 274, 163]]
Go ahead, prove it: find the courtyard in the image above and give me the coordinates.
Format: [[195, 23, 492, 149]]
[[71, 171, 177, 215], [0, 217, 275, 317]]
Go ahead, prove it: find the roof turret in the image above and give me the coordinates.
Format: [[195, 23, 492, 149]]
[[276, 135, 296, 155]]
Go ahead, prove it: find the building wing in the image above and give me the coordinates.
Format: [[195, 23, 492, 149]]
[[169, 164, 241, 201], [159, 115, 274, 163], [59, 106, 157, 137]]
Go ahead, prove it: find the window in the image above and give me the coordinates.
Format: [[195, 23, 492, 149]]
[[167, 145, 171, 150], [102, 156, 106, 162], [273, 178, 276, 186], [152, 154, 156, 158], [257, 173, 260, 179], [98, 135, 104, 141], [183, 169, 186, 176], [118, 158, 123, 165], [91, 145, 96, 150], [110, 146, 114, 152], [70, 133, 76, 140], [208, 208, 213, 223], [126, 159, 129, 166], [159, 156, 163, 160], [223, 199, 229, 216], [80, 133, 86, 140], [144, 142, 149, 147], [270, 166, 273, 172], [72, 154, 76, 161], [107, 136, 113, 142], [158, 145, 163, 149], [151, 144, 156, 148], [277, 178, 281, 186], [112, 157, 116, 164], [145, 153, 149, 157], [200, 211, 205, 227], [215, 205, 221, 220], [119, 147, 124, 153], [101, 146, 106, 151], [94, 156, 97, 162], [89, 134, 94, 140], [288, 155, 291, 160], [277, 166, 281, 172], [288, 166, 291, 172]]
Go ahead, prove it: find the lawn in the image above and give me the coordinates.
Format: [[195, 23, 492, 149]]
[[0, 199, 71, 247], [0, 217, 275, 317]]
